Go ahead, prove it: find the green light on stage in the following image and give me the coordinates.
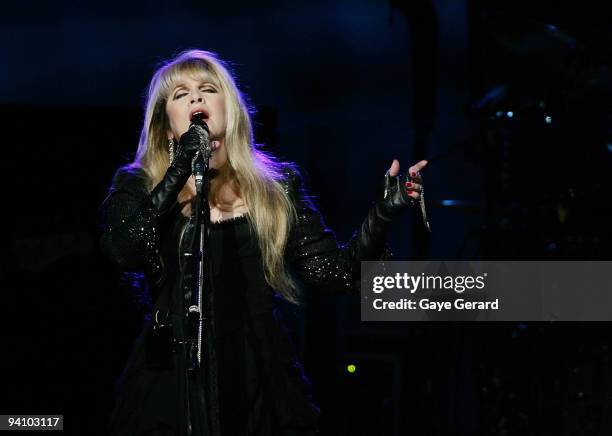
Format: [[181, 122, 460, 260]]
[[346, 364, 357, 374]]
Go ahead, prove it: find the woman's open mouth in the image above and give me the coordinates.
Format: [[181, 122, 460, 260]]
[[190, 109, 209, 122]]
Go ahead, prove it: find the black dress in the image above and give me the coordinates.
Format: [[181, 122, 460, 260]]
[[100, 166, 391, 435]]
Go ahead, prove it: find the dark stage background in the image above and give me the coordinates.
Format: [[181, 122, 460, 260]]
[[1, 0, 611, 434]]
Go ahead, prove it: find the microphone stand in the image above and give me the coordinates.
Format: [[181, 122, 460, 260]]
[[187, 151, 210, 371], [184, 142, 214, 435], [183, 118, 220, 435]]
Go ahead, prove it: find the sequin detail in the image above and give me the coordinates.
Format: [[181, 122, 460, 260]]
[[100, 167, 164, 283], [282, 166, 393, 294], [99, 165, 393, 299]]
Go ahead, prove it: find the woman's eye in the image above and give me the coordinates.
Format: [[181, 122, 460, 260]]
[[174, 93, 187, 99], [201, 87, 217, 93]]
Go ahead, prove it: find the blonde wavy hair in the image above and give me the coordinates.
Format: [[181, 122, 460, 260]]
[[131, 49, 299, 303]]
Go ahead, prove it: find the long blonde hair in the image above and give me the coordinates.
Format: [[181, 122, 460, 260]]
[[131, 49, 299, 303]]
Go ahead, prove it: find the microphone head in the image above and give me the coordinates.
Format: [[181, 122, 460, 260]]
[[190, 112, 210, 132]]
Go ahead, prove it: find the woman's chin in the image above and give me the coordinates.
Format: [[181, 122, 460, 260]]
[[208, 160, 229, 177]]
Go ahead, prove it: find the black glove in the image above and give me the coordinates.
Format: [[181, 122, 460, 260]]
[[150, 124, 206, 216], [375, 170, 413, 221], [351, 170, 415, 261]]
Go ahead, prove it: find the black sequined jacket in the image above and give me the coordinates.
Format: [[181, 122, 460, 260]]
[[100, 164, 392, 435]]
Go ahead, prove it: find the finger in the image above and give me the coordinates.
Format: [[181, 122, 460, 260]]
[[415, 159, 428, 172], [388, 159, 400, 177], [405, 182, 422, 192], [408, 172, 423, 184], [408, 160, 428, 176], [407, 190, 421, 201], [408, 160, 428, 179]]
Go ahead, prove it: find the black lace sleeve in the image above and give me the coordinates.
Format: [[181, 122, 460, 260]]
[[284, 167, 392, 294], [99, 167, 164, 283]]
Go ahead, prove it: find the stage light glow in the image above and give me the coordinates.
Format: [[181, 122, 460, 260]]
[[441, 199, 460, 206], [347, 364, 357, 374]]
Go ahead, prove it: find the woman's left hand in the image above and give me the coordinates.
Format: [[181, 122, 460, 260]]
[[388, 159, 428, 201], [377, 159, 428, 220]]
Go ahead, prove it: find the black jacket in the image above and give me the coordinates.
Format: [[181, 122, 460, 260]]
[[100, 164, 392, 435]]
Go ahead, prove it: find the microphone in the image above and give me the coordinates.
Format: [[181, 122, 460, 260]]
[[190, 113, 212, 191]]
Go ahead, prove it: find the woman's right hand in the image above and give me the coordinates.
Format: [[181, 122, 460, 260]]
[[150, 124, 207, 216], [171, 123, 209, 174]]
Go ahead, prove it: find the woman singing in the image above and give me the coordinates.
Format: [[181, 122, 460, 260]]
[[100, 49, 427, 435]]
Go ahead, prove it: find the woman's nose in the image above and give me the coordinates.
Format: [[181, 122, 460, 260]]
[[190, 92, 203, 104]]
